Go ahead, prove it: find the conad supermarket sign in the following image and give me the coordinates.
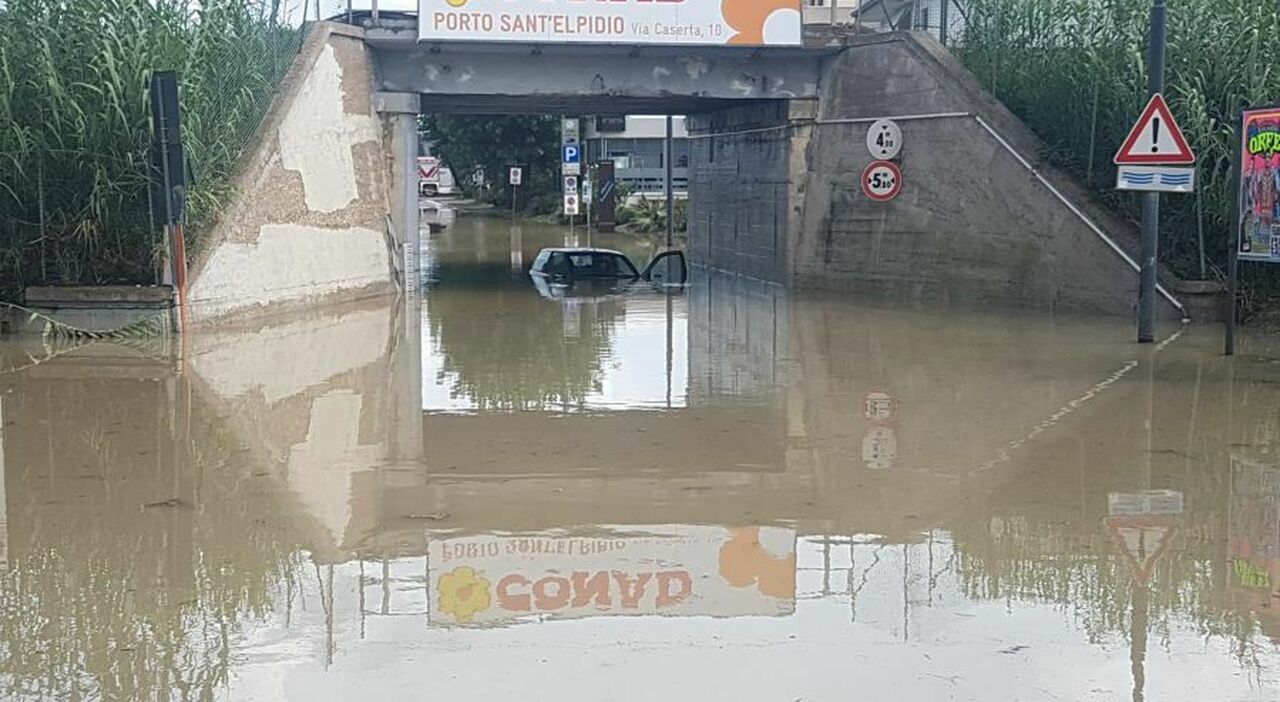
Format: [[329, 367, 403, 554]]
[[417, 0, 803, 46], [428, 525, 796, 625]]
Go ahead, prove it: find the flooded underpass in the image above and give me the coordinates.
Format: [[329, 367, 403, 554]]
[[2, 216, 1280, 700]]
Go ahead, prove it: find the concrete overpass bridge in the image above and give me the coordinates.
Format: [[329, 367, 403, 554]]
[[182, 14, 1193, 328]]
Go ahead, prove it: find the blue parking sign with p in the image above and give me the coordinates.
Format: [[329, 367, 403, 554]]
[[562, 144, 580, 164]]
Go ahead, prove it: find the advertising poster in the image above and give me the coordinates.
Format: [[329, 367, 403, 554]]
[[427, 525, 796, 625], [1227, 456, 1280, 611], [1238, 107, 1280, 263], [418, 0, 802, 46]]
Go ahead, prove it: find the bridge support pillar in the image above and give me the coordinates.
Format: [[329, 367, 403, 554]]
[[375, 91, 422, 299], [373, 91, 424, 463], [687, 99, 815, 284]]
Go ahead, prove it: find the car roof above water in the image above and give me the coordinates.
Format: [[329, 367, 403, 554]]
[[537, 247, 629, 257]]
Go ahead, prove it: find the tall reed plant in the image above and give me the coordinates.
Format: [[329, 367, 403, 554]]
[[0, 0, 307, 300], [956, 0, 1280, 313]]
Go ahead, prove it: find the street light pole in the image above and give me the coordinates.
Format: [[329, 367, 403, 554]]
[[1137, 0, 1167, 343]]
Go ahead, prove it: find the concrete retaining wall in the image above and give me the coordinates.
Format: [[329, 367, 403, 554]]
[[187, 23, 398, 326], [796, 32, 1182, 318], [691, 32, 1185, 319]]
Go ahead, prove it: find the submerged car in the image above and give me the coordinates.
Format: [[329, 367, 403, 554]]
[[529, 248, 687, 284]]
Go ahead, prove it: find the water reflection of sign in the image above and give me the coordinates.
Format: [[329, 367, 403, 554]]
[[427, 525, 796, 625], [862, 391, 896, 422], [1237, 107, 1280, 263], [861, 389, 896, 469], [1228, 456, 1280, 602], [861, 426, 897, 471], [1105, 490, 1183, 585]]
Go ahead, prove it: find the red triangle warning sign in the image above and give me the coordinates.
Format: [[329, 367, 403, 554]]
[[1114, 94, 1197, 165]]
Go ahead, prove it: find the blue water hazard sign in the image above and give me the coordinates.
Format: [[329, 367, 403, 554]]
[[562, 144, 581, 164]]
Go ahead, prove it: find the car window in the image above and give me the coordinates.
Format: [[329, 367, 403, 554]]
[[532, 250, 551, 272], [566, 253, 637, 278], [546, 252, 571, 276]]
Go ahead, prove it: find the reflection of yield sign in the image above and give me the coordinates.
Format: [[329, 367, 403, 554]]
[[861, 160, 902, 202], [1105, 489, 1183, 585], [1105, 517, 1178, 585], [1114, 94, 1196, 165]]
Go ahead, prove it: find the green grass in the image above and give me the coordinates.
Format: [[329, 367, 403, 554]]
[[0, 0, 307, 301]]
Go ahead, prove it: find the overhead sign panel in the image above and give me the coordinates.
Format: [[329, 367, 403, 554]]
[[418, 0, 802, 46]]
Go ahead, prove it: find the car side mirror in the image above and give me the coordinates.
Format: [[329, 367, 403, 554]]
[[641, 250, 687, 285]]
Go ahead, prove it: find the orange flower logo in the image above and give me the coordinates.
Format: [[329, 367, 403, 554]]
[[718, 527, 795, 598], [721, 0, 797, 45]]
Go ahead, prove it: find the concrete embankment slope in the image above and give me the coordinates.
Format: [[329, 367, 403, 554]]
[[186, 23, 400, 326], [797, 33, 1186, 319]]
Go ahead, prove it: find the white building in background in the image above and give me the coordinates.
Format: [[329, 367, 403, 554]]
[[583, 115, 688, 196], [801, 0, 966, 44]]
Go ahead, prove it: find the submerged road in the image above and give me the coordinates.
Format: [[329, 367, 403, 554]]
[[0, 215, 1278, 700]]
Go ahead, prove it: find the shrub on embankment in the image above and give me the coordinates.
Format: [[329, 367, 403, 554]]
[[0, 0, 306, 301], [956, 0, 1280, 319]]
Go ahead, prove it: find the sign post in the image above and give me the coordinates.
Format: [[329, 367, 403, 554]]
[[508, 166, 522, 220], [1115, 92, 1196, 343], [1227, 107, 1280, 355], [1137, 0, 1168, 344]]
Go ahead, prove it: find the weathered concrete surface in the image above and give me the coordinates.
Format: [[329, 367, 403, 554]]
[[187, 23, 398, 326], [367, 15, 827, 113], [793, 32, 1184, 318], [686, 100, 814, 283]]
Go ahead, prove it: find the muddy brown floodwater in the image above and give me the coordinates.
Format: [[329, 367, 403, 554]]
[[1, 215, 1280, 700]]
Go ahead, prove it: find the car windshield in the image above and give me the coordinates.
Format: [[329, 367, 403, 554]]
[[565, 253, 636, 278]]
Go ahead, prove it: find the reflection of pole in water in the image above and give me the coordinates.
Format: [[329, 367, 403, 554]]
[[0, 394, 7, 573], [509, 224, 523, 272], [1130, 583, 1149, 702], [666, 293, 673, 409], [902, 543, 909, 642]]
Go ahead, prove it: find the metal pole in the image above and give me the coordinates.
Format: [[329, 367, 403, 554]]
[[1227, 215, 1239, 356], [371, 0, 379, 22], [665, 114, 674, 249], [1227, 114, 1242, 356], [1137, 0, 1167, 344], [939, 0, 949, 45]]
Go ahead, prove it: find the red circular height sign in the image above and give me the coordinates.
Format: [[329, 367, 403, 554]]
[[861, 160, 902, 202]]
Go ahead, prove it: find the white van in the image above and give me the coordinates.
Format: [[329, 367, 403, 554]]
[[417, 156, 457, 197]]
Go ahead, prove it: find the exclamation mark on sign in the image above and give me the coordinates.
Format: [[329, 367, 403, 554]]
[[1151, 117, 1161, 152]]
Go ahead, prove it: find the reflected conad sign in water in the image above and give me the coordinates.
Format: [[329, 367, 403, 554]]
[[417, 0, 802, 46], [428, 525, 796, 625]]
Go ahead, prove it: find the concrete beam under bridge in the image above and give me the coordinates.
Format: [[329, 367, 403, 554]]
[[369, 38, 827, 108]]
